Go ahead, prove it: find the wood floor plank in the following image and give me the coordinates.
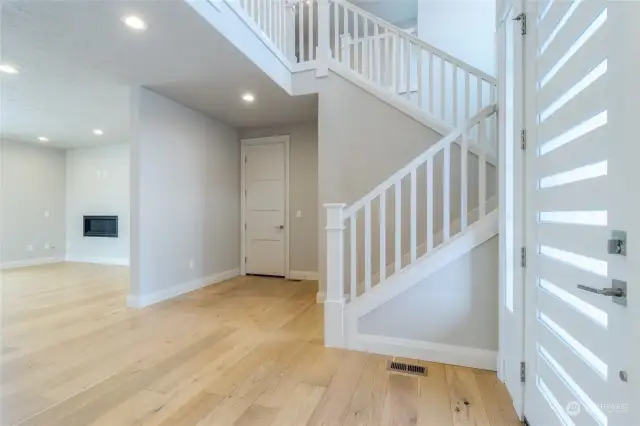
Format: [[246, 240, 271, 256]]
[[446, 365, 492, 426], [475, 370, 523, 426], [87, 389, 167, 426], [155, 391, 224, 426], [343, 355, 389, 426], [306, 350, 369, 426], [196, 395, 253, 426], [379, 372, 419, 426], [417, 361, 455, 426], [0, 263, 519, 426], [271, 383, 326, 426], [233, 404, 278, 426]]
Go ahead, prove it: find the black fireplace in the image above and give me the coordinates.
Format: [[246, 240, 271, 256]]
[[83, 216, 118, 238]]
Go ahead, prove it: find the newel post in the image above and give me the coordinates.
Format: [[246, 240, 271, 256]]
[[316, 0, 330, 77], [324, 203, 347, 348]]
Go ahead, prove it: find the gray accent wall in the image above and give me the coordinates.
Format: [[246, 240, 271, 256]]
[[131, 88, 240, 299], [239, 121, 318, 273], [1, 140, 66, 265]]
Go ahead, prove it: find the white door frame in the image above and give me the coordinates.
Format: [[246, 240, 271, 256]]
[[240, 135, 291, 278], [497, 0, 526, 419]]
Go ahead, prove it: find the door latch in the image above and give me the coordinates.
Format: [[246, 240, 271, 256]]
[[608, 230, 626, 256]]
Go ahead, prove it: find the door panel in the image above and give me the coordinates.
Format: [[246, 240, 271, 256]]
[[246, 180, 286, 211], [246, 211, 283, 240], [247, 240, 284, 277], [524, 1, 630, 425], [244, 141, 286, 277]]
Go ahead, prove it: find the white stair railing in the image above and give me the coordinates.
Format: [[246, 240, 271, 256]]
[[234, 0, 297, 61], [324, 105, 498, 316], [328, 0, 496, 127], [225, 0, 497, 128]]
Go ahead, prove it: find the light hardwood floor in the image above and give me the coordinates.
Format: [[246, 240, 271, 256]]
[[1, 262, 521, 426]]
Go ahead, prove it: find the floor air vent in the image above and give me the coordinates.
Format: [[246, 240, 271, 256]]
[[387, 360, 427, 376]]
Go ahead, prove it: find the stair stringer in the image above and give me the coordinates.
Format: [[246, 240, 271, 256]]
[[343, 210, 498, 369]]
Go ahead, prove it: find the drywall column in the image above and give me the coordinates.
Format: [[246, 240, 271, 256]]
[[129, 88, 240, 307]]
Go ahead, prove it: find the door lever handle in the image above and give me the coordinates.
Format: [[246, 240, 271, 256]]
[[577, 285, 625, 298], [275, 225, 284, 230]]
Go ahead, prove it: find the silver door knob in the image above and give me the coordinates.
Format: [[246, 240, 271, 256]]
[[577, 285, 625, 298], [275, 225, 284, 230]]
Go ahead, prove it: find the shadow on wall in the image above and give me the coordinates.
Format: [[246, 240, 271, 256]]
[[359, 236, 499, 351]]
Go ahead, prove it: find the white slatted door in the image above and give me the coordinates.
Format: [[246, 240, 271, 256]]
[[244, 142, 287, 277], [524, 1, 631, 425]]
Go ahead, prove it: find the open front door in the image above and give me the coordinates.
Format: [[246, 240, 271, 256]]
[[522, 0, 633, 424]]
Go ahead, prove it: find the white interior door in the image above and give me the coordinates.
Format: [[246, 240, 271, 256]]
[[523, 1, 631, 425], [243, 138, 288, 277]]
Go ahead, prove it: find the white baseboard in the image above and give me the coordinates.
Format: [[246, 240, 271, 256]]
[[353, 333, 497, 371], [316, 291, 326, 304], [65, 255, 130, 266], [127, 268, 240, 309], [289, 270, 319, 281], [0, 256, 64, 270]]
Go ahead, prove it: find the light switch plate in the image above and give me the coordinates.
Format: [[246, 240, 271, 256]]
[[296, 210, 302, 218]]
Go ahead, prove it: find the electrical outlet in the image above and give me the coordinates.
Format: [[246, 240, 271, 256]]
[[44, 210, 50, 218], [189, 259, 195, 269], [44, 243, 50, 250], [27, 245, 34, 252], [296, 210, 302, 218]]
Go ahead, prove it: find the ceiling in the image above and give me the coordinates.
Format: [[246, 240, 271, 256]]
[[1, 0, 318, 149]]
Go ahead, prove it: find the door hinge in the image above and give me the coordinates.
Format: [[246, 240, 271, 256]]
[[245, 256, 247, 263], [520, 361, 526, 383], [513, 13, 527, 35], [244, 223, 247, 230], [520, 247, 527, 268], [520, 129, 526, 150], [244, 156, 247, 163]]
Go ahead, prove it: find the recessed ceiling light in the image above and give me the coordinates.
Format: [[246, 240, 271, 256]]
[[242, 93, 255, 103], [38, 136, 49, 142], [0, 64, 19, 74], [93, 129, 104, 135], [122, 15, 147, 31]]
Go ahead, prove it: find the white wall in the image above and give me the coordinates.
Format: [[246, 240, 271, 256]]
[[239, 121, 318, 275], [130, 88, 240, 306], [417, 0, 497, 77], [65, 145, 130, 265], [359, 236, 499, 351], [1, 140, 66, 267]]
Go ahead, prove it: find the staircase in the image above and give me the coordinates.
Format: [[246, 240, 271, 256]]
[[194, 0, 499, 369]]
